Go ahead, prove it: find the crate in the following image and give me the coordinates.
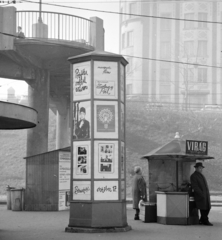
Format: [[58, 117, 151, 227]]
[[140, 202, 157, 223]]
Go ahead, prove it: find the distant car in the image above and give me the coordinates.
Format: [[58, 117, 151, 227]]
[[201, 104, 222, 111]]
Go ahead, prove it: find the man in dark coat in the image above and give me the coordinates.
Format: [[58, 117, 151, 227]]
[[75, 107, 90, 139], [190, 162, 213, 226], [132, 166, 147, 220]]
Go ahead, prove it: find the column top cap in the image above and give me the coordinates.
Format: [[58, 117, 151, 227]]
[[68, 50, 128, 66]]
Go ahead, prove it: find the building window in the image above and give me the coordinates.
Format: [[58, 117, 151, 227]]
[[122, 33, 125, 49], [129, 2, 137, 18], [161, 42, 171, 59], [160, 13, 171, 30], [198, 40, 207, 57], [188, 68, 194, 82], [127, 31, 133, 47], [160, 63, 171, 85], [184, 68, 194, 82], [198, 13, 207, 28], [198, 68, 207, 82], [184, 41, 194, 57], [126, 84, 132, 94], [184, 13, 194, 29], [160, 69, 171, 85], [126, 57, 132, 73]]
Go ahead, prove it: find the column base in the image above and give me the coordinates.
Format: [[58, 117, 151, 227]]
[[68, 201, 129, 228], [65, 225, 132, 233]]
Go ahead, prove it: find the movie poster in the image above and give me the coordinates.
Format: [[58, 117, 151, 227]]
[[73, 61, 91, 101], [73, 101, 91, 140], [94, 181, 119, 200], [95, 80, 115, 97], [73, 181, 91, 200], [94, 61, 118, 99], [58, 153, 71, 190], [94, 141, 118, 179], [73, 141, 91, 179], [98, 143, 114, 173], [121, 141, 125, 179], [94, 101, 118, 139], [120, 63, 125, 102]]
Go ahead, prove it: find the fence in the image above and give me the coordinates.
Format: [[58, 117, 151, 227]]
[[16, 11, 93, 44]]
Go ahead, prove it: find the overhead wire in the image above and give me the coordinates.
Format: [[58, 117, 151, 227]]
[[21, 0, 222, 25], [1, 0, 222, 107], [1, 30, 222, 71]]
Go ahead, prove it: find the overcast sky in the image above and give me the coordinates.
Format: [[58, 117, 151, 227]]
[[0, 0, 120, 98]]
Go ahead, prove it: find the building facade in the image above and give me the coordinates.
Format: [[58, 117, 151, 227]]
[[120, 0, 222, 110]]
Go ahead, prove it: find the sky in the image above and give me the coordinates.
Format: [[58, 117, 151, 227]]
[[0, 0, 120, 99]]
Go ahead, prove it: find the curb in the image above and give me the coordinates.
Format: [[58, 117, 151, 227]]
[[65, 225, 132, 233]]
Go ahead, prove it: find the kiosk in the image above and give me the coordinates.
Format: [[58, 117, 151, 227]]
[[141, 133, 214, 225]]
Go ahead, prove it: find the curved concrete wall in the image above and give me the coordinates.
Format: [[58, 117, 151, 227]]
[[0, 101, 37, 129]]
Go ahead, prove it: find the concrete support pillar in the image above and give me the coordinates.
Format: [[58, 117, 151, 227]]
[[89, 17, 104, 50], [26, 69, 50, 156], [56, 98, 70, 149], [0, 6, 16, 50]]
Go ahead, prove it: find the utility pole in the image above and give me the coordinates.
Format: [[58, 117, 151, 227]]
[[38, 0, 42, 23]]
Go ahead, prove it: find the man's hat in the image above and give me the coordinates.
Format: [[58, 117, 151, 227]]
[[80, 107, 86, 113], [194, 162, 205, 168]]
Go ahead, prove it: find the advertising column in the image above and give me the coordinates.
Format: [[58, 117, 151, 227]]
[[66, 51, 130, 232]]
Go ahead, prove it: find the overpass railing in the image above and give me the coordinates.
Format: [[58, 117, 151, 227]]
[[16, 11, 93, 45]]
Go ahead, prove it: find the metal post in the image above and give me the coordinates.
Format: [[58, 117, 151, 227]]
[[38, 0, 43, 23]]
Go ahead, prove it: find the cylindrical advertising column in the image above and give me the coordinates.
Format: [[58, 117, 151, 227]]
[[66, 51, 130, 232]]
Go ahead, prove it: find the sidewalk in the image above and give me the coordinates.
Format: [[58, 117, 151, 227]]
[[2, 195, 222, 206], [0, 204, 222, 240]]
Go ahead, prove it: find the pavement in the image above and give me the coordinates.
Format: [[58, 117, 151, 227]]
[[1, 204, 222, 240]]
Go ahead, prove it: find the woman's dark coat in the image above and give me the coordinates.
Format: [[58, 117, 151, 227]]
[[190, 171, 211, 210], [132, 174, 147, 209]]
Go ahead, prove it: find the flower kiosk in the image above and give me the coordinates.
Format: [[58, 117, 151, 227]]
[[141, 133, 214, 225]]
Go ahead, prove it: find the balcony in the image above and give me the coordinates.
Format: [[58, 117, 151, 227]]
[[16, 11, 93, 45], [0, 8, 104, 104]]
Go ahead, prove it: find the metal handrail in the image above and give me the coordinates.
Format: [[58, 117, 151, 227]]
[[16, 11, 93, 45]]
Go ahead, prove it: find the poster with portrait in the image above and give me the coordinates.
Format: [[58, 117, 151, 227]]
[[120, 63, 125, 102], [94, 181, 118, 200], [121, 142, 125, 179], [120, 103, 124, 140], [73, 101, 91, 140], [73, 141, 91, 179], [94, 101, 118, 139], [94, 61, 118, 99], [73, 181, 91, 200], [94, 141, 118, 179], [73, 61, 91, 101]]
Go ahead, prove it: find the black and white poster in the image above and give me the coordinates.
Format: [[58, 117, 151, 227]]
[[94, 61, 118, 99], [94, 141, 118, 179], [73, 61, 91, 101], [73, 141, 91, 179]]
